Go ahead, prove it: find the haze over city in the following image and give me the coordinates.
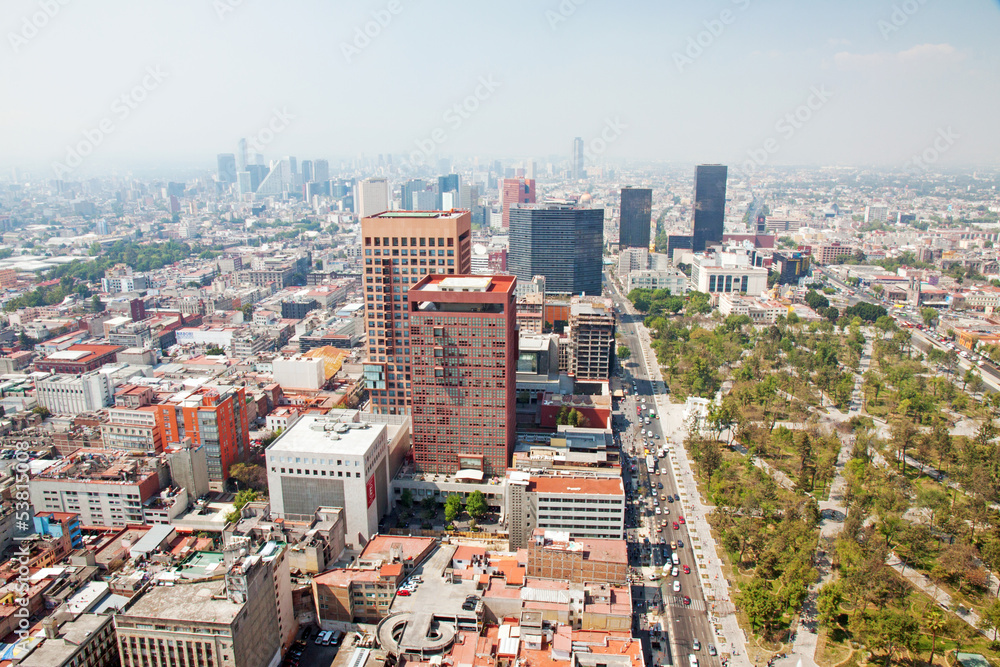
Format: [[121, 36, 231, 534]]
[[3, 0, 1000, 175]]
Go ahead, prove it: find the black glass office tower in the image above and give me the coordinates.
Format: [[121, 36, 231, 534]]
[[509, 204, 603, 296], [691, 164, 728, 252], [619, 187, 652, 249]]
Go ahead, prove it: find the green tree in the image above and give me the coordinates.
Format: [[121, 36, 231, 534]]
[[924, 608, 945, 665], [850, 609, 918, 667], [229, 463, 268, 492], [399, 488, 413, 508], [466, 490, 487, 520], [736, 576, 782, 638], [817, 581, 844, 626], [444, 494, 463, 523], [979, 599, 1000, 642], [616, 345, 631, 360], [921, 308, 938, 327], [225, 489, 259, 523]]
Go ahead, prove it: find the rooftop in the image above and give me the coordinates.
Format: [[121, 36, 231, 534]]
[[528, 476, 624, 497], [123, 580, 241, 625], [266, 413, 386, 456]]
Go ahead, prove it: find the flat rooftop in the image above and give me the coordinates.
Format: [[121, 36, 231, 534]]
[[267, 413, 386, 456], [123, 580, 240, 625], [528, 476, 624, 496], [371, 211, 464, 219]]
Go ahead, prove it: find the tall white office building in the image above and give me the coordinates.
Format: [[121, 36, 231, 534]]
[[356, 177, 391, 219]]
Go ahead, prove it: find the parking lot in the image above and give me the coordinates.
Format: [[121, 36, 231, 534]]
[[283, 627, 342, 667]]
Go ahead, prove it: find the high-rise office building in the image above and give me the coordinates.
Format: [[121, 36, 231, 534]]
[[619, 187, 652, 250], [509, 203, 604, 296], [236, 138, 248, 172], [408, 274, 517, 477], [356, 177, 391, 218], [361, 211, 472, 414], [300, 160, 313, 183], [437, 174, 460, 209], [313, 159, 329, 183], [217, 153, 237, 185], [501, 177, 536, 229], [691, 164, 728, 252], [401, 179, 426, 211], [572, 137, 585, 179]]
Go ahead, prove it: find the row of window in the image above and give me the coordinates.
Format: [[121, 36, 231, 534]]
[[274, 467, 362, 479]]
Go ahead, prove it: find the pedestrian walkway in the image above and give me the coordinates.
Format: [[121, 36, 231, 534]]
[[887, 552, 987, 636]]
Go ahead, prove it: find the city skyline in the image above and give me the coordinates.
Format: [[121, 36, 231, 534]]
[[2, 0, 999, 177]]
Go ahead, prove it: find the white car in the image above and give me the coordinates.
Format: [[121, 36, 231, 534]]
[[655, 507, 661, 515], [673, 580, 681, 593], [671, 566, 679, 577], [641, 398, 646, 404]]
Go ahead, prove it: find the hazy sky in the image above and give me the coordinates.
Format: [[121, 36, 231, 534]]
[[3, 0, 999, 176]]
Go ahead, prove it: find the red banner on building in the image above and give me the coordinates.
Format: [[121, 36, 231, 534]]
[[366, 475, 376, 507]]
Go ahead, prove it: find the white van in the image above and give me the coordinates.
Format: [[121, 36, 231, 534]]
[[671, 552, 679, 565], [689, 655, 699, 667]]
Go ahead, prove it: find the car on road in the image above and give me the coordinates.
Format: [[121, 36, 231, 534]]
[[396, 589, 411, 596], [683, 565, 691, 574], [672, 580, 681, 592], [655, 507, 661, 515], [693, 639, 701, 651], [671, 566, 679, 577], [657, 482, 663, 489], [682, 596, 691, 605], [672, 522, 679, 530], [678, 516, 686, 524], [709, 646, 717, 656], [667, 495, 673, 502]]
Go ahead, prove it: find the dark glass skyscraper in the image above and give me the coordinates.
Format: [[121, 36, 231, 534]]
[[691, 164, 728, 252], [619, 187, 652, 249], [509, 203, 603, 296], [437, 174, 460, 208]]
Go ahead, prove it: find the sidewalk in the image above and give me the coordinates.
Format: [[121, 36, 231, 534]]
[[886, 552, 987, 637]]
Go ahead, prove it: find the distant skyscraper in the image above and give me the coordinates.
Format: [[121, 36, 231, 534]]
[[217, 153, 237, 185], [437, 174, 460, 209], [572, 137, 585, 179], [361, 210, 472, 415], [401, 179, 425, 211], [691, 164, 728, 252], [356, 177, 390, 218], [287, 156, 297, 176], [408, 274, 517, 477], [413, 190, 436, 210], [501, 178, 536, 229], [509, 203, 603, 296], [255, 160, 287, 196], [313, 159, 329, 183], [300, 160, 314, 183], [459, 183, 479, 210], [236, 139, 248, 172], [619, 187, 652, 250]]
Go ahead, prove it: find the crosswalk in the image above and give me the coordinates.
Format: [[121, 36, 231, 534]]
[[668, 595, 706, 611]]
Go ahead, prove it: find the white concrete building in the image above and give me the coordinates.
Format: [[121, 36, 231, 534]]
[[272, 357, 325, 390], [357, 177, 391, 219], [718, 293, 787, 324], [265, 413, 391, 548], [689, 251, 769, 296], [626, 270, 688, 295], [35, 371, 115, 415], [505, 472, 625, 550], [175, 326, 237, 348]]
